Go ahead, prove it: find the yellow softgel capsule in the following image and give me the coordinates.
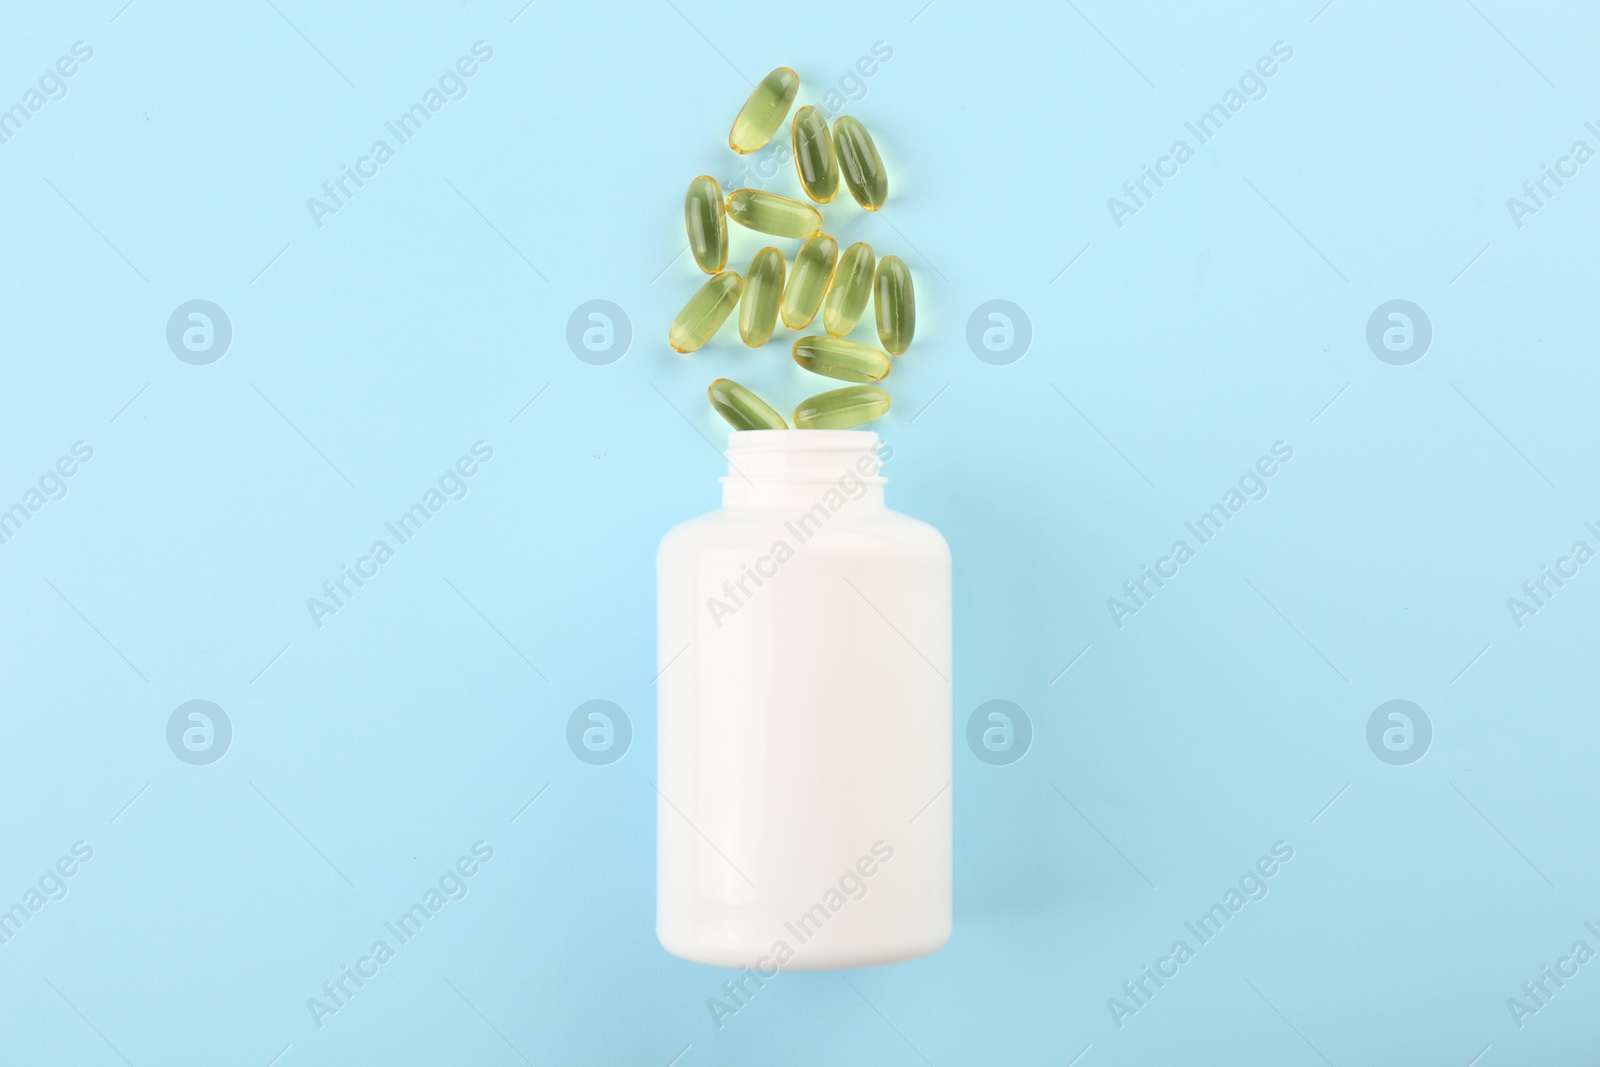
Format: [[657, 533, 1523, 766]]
[[729, 67, 799, 154], [709, 378, 787, 430], [739, 247, 785, 347], [684, 176, 727, 274], [780, 234, 838, 329], [790, 105, 839, 203], [792, 336, 891, 384], [725, 189, 822, 239], [874, 254, 914, 355], [793, 385, 891, 429], [669, 271, 743, 353], [833, 115, 888, 210], [822, 241, 875, 337]]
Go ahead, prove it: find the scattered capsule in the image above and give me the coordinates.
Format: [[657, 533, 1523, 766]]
[[684, 176, 727, 275], [668, 271, 743, 353], [781, 234, 838, 330], [790, 105, 839, 203], [793, 385, 891, 429], [729, 67, 799, 154], [822, 241, 875, 337], [833, 115, 888, 210], [874, 255, 915, 355], [792, 336, 891, 384], [709, 378, 787, 430], [724, 189, 822, 239], [739, 247, 785, 348]]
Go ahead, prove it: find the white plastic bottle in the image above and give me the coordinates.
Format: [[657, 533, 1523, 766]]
[[656, 429, 951, 970]]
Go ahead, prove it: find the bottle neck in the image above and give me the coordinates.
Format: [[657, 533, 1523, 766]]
[[720, 430, 886, 510]]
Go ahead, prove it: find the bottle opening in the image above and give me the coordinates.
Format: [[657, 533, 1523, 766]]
[[722, 430, 886, 506]]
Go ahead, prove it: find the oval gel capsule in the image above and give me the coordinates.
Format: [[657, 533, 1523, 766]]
[[709, 378, 787, 430], [822, 241, 875, 337], [669, 271, 743, 353], [729, 67, 799, 154], [874, 255, 914, 355], [793, 385, 891, 429], [739, 247, 785, 348], [684, 176, 727, 274], [792, 336, 891, 384], [781, 234, 838, 330], [834, 115, 888, 210], [724, 189, 822, 239], [791, 105, 839, 203]]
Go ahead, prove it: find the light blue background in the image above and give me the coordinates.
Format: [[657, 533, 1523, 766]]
[[2, 0, 1597, 1063]]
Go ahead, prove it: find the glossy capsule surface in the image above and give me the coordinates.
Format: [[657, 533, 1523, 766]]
[[709, 378, 787, 430], [729, 67, 799, 154], [684, 176, 727, 274], [822, 241, 875, 337], [738, 247, 785, 348], [833, 115, 888, 210], [793, 385, 891, 429], [668, 271, 742, 353], [724, 189, 822, 239], [790, 105, 839, 203], [792, 336, 891, 383], [780, 234, 837, 329], [874, 255, 914, 355]]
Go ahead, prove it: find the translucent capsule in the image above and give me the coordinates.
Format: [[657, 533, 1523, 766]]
[[729, 67, 799, 154], [780, 234, 838, 330], [725, 189, 822, 239], [792, 336, 891, 384], [738, 247, 785, 348], [874, 254, 915, 355], [684, 176, 727, 274], [793, 385, 891, 429], [709, 378, 787, 430], [822, 241, 875, 337], [833, 115, 888, 210], [669, 271, 743, 353], [790, 105, 839, 203]]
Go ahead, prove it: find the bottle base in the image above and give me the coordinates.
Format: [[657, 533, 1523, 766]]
[[658, 927, 949, 970]]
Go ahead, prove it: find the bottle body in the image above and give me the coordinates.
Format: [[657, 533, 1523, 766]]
[[656, 430, 951, 969]]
